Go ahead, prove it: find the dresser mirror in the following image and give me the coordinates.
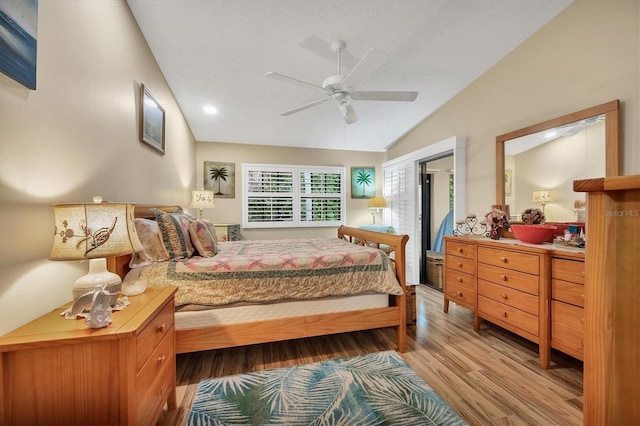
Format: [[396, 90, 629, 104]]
[[496, 100, 620, 223]]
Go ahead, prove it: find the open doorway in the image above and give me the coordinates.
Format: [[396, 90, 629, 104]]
[[418, 155, 453, 290]]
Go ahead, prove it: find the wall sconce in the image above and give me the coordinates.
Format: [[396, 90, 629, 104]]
[[49, 197, 142, 303], [190, 189, 215, 219], [367, 195, 387, 224], [532, 190, 554, 214]]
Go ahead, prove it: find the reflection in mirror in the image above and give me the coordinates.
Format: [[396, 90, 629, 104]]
[[496, 100, 620, 223], [504, 115, 605, 222]]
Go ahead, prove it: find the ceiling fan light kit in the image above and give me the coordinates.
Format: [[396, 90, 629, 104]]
[[265, 40, 418, 124]]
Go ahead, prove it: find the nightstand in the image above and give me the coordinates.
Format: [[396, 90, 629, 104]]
[[214, 223, 240, 241], [0, 286, 178, 425]]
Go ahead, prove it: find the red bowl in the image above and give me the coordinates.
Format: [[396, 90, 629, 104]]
[[511, 224, 557, 244]]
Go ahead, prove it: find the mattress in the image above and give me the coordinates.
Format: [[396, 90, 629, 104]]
[[174, 293, 389, 330]]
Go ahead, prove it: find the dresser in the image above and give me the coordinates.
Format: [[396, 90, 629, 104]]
[[0, 286, 178, 425], [443, 236, 584, 369], [575, 174, 640, 424]]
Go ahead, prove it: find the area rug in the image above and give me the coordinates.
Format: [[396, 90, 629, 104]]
[[187, 350, 467, 425]]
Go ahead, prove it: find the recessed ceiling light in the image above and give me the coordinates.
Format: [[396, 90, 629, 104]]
[[204, 105, 218, 115]]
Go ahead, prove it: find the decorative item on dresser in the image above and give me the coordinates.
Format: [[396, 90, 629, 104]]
[[442, 236, 586, 369], [0, 287, 178, 425], [574, 174, 640, 424]]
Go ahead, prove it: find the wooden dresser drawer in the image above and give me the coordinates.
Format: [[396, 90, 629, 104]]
[[552, 300, 584, 331], [136, 300, 175, 371], [478, 247, 539, 275], [552, 279, 585, 307], [552, 258, 585, 284], [446, 268, 475, 293], [136, 325, 176, 425], [478, 280, 538, 316], [446, 240, 476, 260], [478, 296, 539, 337], [477, 263, 539, 295], [446, 255, 476, 276], [445, 281, 476, 308]]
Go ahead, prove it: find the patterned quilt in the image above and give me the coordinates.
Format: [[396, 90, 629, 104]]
[[137, 238, 403, 307]]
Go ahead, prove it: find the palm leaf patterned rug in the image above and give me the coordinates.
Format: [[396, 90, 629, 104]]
[[187, 350, 467, 425]]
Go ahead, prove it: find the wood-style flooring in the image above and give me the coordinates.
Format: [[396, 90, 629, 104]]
[[158, 285, 583, 425]]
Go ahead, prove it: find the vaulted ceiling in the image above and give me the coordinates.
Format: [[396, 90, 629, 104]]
[[127, 0, 573, 152]]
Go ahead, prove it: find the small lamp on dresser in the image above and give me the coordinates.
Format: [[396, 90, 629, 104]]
[[532, 189, 553, 214], [190, 188, 215, 219], [368, 195, 387, 224], [49, 196, 142, 303]]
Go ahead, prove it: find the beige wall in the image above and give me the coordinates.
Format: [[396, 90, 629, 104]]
[[196, 142, 385, 240], [387, 0, 640, 220], [0, 1, 196, 334]]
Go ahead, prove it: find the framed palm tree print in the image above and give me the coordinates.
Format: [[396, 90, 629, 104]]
[[204, 161, 235, 198], [351, 167, 376, 199]]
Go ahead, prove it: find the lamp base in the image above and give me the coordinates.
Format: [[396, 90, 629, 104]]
[[73, 258, 122, 306]]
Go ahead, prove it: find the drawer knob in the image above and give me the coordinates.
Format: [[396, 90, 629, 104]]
[[456, 291, 463, 297], [457, 262, 463, 268], [157, 323, 166, 334], [501, 293, 508, 299], [581, 317, 585, 324], [158, 355, 166, 366], [581, 294, 585, 299], [457, 248, 463, 253], [457, 277, 462, 282], [500, 274, 507, 281], [502, 312, 508, 318], [500, 256, 507, 263]]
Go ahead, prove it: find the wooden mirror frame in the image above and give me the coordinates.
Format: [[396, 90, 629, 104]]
[[495, 100, 621, 209]]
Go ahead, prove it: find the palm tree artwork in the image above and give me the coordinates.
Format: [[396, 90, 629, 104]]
[[209, 166, 229, 195], [352, 167, 375, 198]]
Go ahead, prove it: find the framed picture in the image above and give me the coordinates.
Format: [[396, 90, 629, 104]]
[[351, 167, 376, 199], [204, 161, 235, 198], [505, 169, 513, 196], [139, 83, 165, 155], [0, 0, 38, 89]]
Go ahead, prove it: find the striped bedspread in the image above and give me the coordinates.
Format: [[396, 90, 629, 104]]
[[134, 238, 403, 307]]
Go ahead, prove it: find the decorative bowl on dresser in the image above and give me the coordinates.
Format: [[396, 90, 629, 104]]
[[0, 286, 178, 425]]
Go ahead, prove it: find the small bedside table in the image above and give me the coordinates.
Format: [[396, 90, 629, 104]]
[[214, 223, 240, 241], [0, 286, 178, 425]]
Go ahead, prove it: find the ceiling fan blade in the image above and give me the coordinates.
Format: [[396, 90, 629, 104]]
[[264, 71, 323, 91], [351, 91, 419, 102], [337, 101, 358, 124], [280, 96, 331, 116], [342, 48, 388, 88]]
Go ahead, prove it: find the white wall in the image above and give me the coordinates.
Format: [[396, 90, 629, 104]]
[[0, 1, 196, 334], [387, 0, 640, 219]]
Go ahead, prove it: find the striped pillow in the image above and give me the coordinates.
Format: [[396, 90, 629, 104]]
[[152, 208, 195, 260]]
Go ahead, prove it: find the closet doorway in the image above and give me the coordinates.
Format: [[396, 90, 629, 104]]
[[419, 155, 453, 288]]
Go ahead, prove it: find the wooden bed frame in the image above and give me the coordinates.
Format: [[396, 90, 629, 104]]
[[107, 205, 409, 354]]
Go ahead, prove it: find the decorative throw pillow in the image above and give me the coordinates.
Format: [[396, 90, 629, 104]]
[[129, 218, 169, 268], [152, 208, 196, 260], [188, 219, 218, 257]]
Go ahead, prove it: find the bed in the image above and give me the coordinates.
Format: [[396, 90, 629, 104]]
[[107, 205, 409, 354]]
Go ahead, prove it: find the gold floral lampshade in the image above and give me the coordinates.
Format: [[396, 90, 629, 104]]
[[367, 195, 387, 224], [532, 190, 554, 213], [190, 189, 215, 219], [49, 197, 141, 303]]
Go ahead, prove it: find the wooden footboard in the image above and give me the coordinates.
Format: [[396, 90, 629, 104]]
[[108, 205, 409, 353]]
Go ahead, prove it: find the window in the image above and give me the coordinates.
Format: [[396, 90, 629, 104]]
[[243, 164, 345, 228]]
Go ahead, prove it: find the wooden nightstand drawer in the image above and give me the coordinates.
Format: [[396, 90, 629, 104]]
[[445, 281, 476, 308], [136, 300, 175, 371], [478, 280, 538, 316], [552, 258, 585, 284], [136, 326, 175, 425], [446, 255, 476, 275], [478, 247, 539, 275], [552, 279, 585, 307], [477, 263, 539, 295], [478, 296, 539, 337], [552, 300, 584, 331], [446, 240, 476, 260]]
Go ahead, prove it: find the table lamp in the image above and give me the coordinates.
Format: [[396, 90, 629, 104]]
[[368, 195, 387, 224], [190, 189, 215, 219], [532, 190, 554, 214], [49, 197, 141, 304]]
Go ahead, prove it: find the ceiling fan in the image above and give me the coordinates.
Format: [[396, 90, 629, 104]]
[[265, 40, 418, 124]]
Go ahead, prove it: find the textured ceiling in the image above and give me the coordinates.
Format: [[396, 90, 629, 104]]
[[127, 0, 573, 152]]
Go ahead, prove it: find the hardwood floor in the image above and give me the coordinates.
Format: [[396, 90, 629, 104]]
[[158, 285, 583, 425]]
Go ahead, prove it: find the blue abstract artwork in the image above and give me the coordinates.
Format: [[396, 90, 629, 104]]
[[0, 0, 38, 89]]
